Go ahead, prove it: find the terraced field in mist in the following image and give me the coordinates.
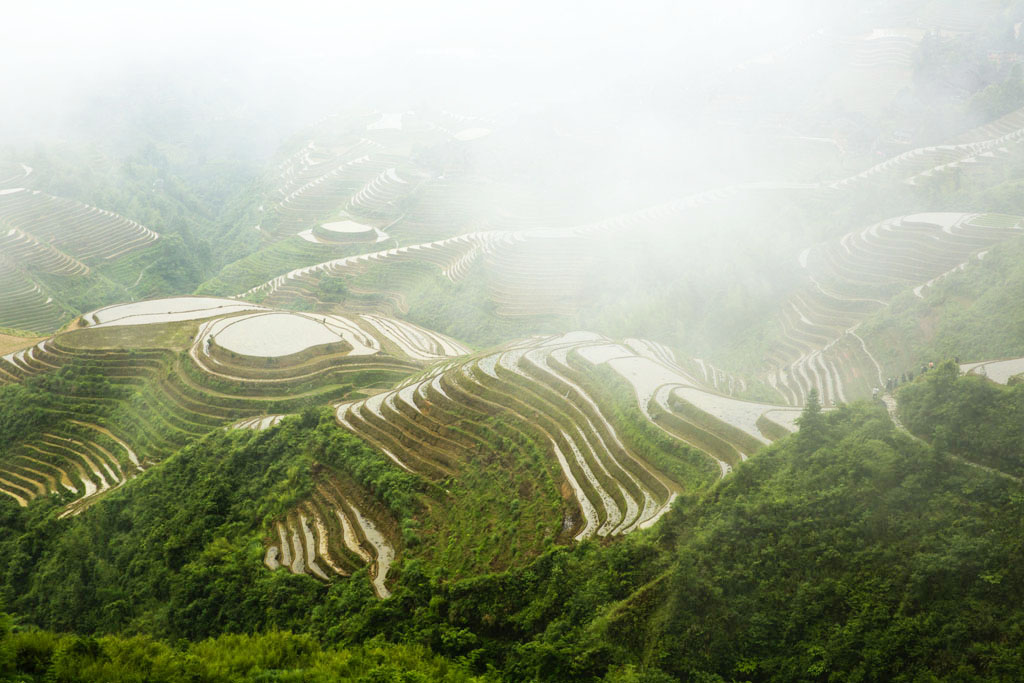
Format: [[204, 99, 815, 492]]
[[763, 212, 1023, 406], [223, 99, 1024, 344], [254, 109, 495, 245], [0, 189, 158, 262], [0, 289, 804, 593], [0, 186, 161, 333], [6, 97, 1024, 600], [261, 326, 804, 589]]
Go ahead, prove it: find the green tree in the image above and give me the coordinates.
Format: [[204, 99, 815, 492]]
[[795, 387, 826, 452]]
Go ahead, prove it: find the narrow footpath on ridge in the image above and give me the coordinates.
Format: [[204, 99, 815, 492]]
[[881, 393, 1022, 484]]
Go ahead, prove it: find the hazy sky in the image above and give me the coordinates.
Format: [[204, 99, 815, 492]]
[[0, 0, 827, 143]]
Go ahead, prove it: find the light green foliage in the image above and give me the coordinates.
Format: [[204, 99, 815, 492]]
[[898, 360, 1024, 477], [195, 237, 361, 297], [0, 412, 421, 639], [0, 628, 482, 682], [860, 235, 1024, 374]]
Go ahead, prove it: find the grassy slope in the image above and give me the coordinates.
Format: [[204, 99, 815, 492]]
[[859, 234, 1024, 374], [195, 237, 366, 298]]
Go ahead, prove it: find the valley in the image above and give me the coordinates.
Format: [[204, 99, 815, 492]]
[[1, 1, 1024, 680]]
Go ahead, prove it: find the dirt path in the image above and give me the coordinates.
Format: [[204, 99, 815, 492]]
[[131, 261, 156, 289], [880, 395, 905, 431]]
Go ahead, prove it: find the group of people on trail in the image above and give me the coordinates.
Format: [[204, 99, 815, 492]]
[[872, 357, 959, 400], [873, 372, 913, 399]]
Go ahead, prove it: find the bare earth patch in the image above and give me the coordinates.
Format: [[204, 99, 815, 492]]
[[0, 333, 42, 356]]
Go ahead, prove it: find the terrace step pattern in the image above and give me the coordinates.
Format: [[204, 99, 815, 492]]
[[0, 257, 66, 333], [957, 105, 1024, 144], [189, 310, 467, 384], [1, 338, 60, 380], [333, 332, 798, 547], [623, 338, 748, 398], [236, 231, 516, 301], [234, 187, 761, 316], [396, 178, 497, 237], [0, 421, 143, 517], [233, 101, 1024, 315], [259, 117, 466, 241], [570, 338, 800, 477], [344, 167, 420, 220], [828, 110, 1024, 191], [0, 307, 444, 502], [819, 28, 921, 114], [904, 133, 1024, 187], [335, 333, 673, 540], [765, 213, 1023, 406], [0, 188, 158, 262], [230, 415, 286, 430], [264, 145, 399, 239], [263, 472, 396, 597], [0, 228, 89, 276], [842, 32, 917, 70], [833, 143, 988, 189]]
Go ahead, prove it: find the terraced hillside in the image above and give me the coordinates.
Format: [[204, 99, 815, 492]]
[[205, 88, 1024, 361], [227, 109, 1024, 330], [230, 184, 799, 323], [196, 233, 390, 297], [0, 253, 68, 333], [9, 5, 1024, 679], [245, 327, 798, 591], [212, 109, 504, 298], [235, 231, 513, 306], [0, 298, 466, 524], [213, 96, 1024, 418], [0, 186, 162, 333], [10, 23, 1024, 607], [0, 161, 33, 188], [263, 466, 397, 597], [333, 332, 795, 543], [224, 192, 1021, 411], [826, 28, 922, 114], [0, 188, 158, 262], [763, 213, 1023, 406], [0, 420, 143, 518], [0, 288, 806, 594], [261, 141, 402, 240], [254, 109, 494, 244]]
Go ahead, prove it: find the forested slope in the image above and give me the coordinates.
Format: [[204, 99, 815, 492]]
[[0, 376, 1021, 681]]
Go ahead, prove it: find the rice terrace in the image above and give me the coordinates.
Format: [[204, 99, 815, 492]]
[[1, 1, 1024, 681]]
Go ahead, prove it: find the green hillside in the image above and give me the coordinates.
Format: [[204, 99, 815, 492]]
[[0, 376, 1021, 680], [4, 1, 1024, 680]]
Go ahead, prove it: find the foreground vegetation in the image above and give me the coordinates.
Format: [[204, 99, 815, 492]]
[[898, 360, 1024, 478], [0, 625, 480, 682], [0, 371, 1021, 680]]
